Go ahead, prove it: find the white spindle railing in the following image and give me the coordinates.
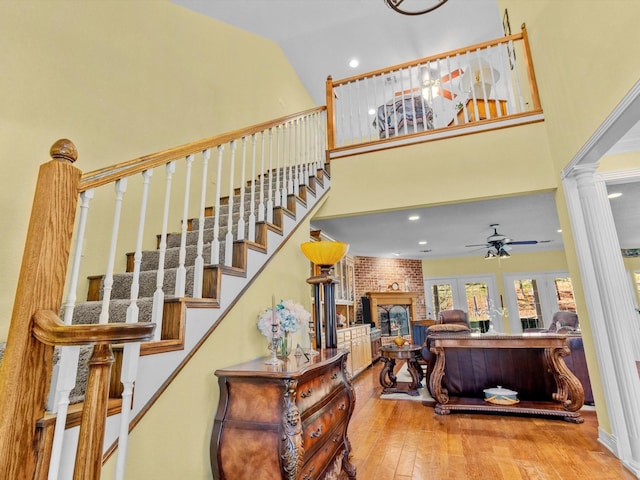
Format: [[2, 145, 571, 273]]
[[99, 178, 128, 325], [327, 27, 541, 151], [193, 149, 211, 297], [152, 161, 176, 340], [248, 134, 257, 242], [44, 106, 326, 479]]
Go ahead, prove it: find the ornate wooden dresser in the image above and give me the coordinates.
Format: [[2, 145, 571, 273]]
[[210, 349, 357, 479]]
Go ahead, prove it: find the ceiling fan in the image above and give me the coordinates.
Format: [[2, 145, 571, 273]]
[[465, 224, 551, 259]]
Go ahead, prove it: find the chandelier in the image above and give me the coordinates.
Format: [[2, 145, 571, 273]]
[[384, 0, 449, 16]]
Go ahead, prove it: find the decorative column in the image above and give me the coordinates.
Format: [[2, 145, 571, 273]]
[[566, 164, 640, 471]]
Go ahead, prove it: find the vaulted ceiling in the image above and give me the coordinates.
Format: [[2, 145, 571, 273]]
[[173, 0, 640, 259]]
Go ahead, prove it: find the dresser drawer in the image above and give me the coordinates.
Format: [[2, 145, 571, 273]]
[[302, 390, 350, 454], [296, 363, 344, 414], [299, 421, 347, 480]]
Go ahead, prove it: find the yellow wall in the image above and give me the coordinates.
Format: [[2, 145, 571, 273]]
[[0, 0, 314, 340], [316, 122, 555, 220]]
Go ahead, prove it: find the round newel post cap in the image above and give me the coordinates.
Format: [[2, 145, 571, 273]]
[[50, 138, 77, 163]]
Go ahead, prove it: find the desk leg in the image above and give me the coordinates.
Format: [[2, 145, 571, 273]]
[[429, 346, 449, 404], [545, 346, 584, 412], [379, 357, 397, 388]]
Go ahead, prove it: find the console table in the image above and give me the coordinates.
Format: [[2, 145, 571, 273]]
[[210, 349, 357, 479], [429, 334, 585, 423]]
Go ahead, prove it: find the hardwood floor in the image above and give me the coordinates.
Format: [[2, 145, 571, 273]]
[[343, 361, 635, 480]]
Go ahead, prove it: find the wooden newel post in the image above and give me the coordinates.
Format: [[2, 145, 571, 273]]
[[0, 139, 81, 479]]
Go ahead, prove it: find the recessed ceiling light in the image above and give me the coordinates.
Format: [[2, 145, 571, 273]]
[[608, 192, 623, 199], [349, 58, 359, 68], [419, 240, 427, 245], [557, 229, 562, 233], [393, 253, 400, 256], [408, 215, 420, 221], [368, 108, 376, 115]]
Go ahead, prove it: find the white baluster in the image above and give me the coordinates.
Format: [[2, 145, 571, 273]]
[[281, 123, 289, 207], [193, 149, 210, 298], [99, 178, 128, 325], [47, 189, 94, 480], [294, 118, 300, 197], [225, 141, 236, 266], [301, 117, 308, 186], [175, 154, 194, 297], [116, 169, 153, 480], [248, 135, 257, 242], [257, 132, 266, 222], [288, 120, 295, 197], [266, 129, 274, 224], [210, 145, 224, 264], [237, 139, 247, 240], [152, 161, 176, 341], [355, 80, 364, 142], [274, 126, 281, 208]]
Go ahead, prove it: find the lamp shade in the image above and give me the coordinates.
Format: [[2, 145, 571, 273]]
[[301, 241, 349, 266]]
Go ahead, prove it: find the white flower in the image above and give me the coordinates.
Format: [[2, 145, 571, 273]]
[[257, 300, 309, 340]]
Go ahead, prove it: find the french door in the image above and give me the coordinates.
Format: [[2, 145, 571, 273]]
[[424, 275, 501, 332], [502, 271, 576, 333]]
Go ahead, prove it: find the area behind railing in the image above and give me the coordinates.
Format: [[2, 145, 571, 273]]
[[326, 24, 542, 158]]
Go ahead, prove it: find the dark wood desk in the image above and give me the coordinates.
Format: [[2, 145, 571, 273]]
[[429, 333, 584, 423], [379, 345, 424, 396]]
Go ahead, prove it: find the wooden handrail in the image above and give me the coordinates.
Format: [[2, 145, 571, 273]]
[[79, 106, 326, 191], [32, 310, 155, 346], [329, 31, 525, 88]]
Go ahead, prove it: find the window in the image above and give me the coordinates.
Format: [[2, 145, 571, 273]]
[[503, 272, 576, 332], [425, 275, 500, 332]]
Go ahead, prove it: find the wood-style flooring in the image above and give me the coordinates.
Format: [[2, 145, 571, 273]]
[[343, 360, 635, 480]]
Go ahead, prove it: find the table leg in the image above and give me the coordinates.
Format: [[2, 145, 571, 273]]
[[379, 357, 397, 388], [406, 357, 423, 390]]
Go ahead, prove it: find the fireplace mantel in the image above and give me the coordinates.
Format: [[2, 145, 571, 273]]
[[366, 291, 419, 330]]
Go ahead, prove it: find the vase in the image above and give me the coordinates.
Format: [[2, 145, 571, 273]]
[[277, 332, 292, 357]]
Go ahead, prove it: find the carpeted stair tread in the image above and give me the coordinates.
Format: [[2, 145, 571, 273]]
[[68, 297, 158, 325], [96, 266, 196, 301]]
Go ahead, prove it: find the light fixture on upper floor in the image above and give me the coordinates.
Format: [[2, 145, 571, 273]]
[[384, 0, 449, 16]]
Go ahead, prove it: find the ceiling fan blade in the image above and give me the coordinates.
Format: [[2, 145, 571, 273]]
[[504, 240, 539, 245], [465, 243, 490, 248]]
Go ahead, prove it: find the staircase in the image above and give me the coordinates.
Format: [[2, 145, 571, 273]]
[[0, 106, 329, 479]]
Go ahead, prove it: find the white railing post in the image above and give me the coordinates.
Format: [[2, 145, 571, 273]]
[[248, 135, 257, 242], [152, 161, 176, 341], [47, 188, 94, 480], [174, 154, 194, 298], [237, 139, 247, 240], [193, 149, 211, 298], [225, 141, 236, 266], [274, 126, 281, 208], [210, 145, 224, 264], [116, 168, 153, 480], [99, 178, 128, 325], [257, 132, 265, 222], [266, 130, 274, 224]]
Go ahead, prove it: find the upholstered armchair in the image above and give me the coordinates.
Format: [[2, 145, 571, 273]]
[[548, 311, 579, 333], [525, 311, 579, 334], [420, 309, 471, 380]]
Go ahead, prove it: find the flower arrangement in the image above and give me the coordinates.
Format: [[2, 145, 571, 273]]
[[257, 299, 310, 340]]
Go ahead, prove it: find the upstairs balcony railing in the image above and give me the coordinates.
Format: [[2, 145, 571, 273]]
[[325, 24, 542, 158]]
